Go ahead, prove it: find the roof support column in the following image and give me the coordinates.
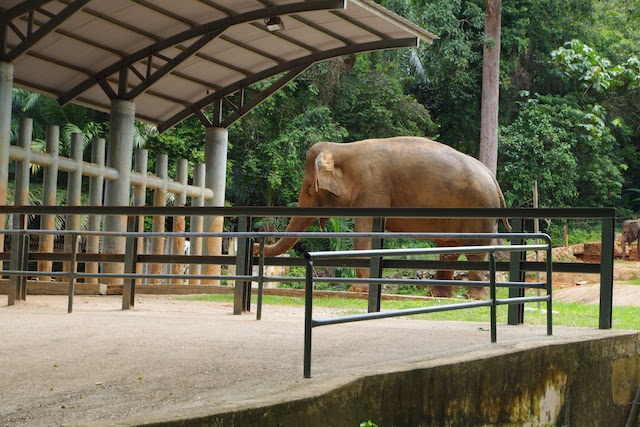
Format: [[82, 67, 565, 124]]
[[203, 127, 228, 285], [102, 99, 135, 283], [0, 62, 13, 252]]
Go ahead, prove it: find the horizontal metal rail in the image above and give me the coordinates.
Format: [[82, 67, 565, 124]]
[[0, 205, 614, 330], [0, 205, 615, 218], [1, 229, 551, 314], [302, 236, 553, 378]]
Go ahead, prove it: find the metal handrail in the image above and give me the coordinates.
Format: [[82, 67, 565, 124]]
[[0, 206, 616, 329], [302, 234, 553, 378]]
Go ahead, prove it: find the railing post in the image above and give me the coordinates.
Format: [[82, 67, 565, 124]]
[[64, 133, 83, 277], [256, 238, 265, 320], [304, 256, 314, 378], [599, 215, 615, 329], [508, 218, 525, 325], [18, 221, 29, 300], [85, 137, 105, 284], [67, 234, 79, 314], [122, 215, 139, 310], [368, 217, 385, 313], [8, 220, 28, 305], [546, 236, 553, 336], [234, 215, 251, 315], [489, 252, 497, 343], [39, 125, 59, 282], [8, 235, 17, 306]]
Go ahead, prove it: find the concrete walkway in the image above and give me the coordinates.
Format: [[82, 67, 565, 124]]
[[0, 295, 634, 426]]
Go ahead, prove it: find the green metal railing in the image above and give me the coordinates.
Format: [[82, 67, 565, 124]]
[[0, 206, 616, 329], [302, 233, 553, 378]]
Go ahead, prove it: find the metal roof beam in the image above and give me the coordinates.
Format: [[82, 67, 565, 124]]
[[126, 31, 222, 99], [158, 37, 419, 132], [58, 0, 347, 106], [0, 0, 50, 26], [2, 0, 91, 62], [219, 64, 309, 128]]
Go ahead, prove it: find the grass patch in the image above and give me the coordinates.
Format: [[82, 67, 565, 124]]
[[179, 291, 640, 330]]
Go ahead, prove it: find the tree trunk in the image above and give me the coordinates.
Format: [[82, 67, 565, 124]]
[[479, 0, 502, 176]]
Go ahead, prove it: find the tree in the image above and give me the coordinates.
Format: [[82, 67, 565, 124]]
[[498, 94, 622, 208], [478, 0, 502, 175]]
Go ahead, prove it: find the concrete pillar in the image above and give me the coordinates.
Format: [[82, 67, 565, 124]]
[[63, 133, 83, 274], [133, 149, 148, 284], [102, 99, 135, 282], [171, 158, 188, 283], [0, 62, 14, 252], [9, 118, 32, 304], [39, 126, 60, 281], [14, 119, 32, 207], [188, 163, 205, 284], [85, 137, 105, 283], [150, 154, 167, 283], [203, 127, 228, 285]]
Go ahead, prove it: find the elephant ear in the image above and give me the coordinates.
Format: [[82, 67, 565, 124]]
[[314, 151, 341, 197]]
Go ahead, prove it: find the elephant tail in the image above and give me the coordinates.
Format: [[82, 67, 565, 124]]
[[494, 176, 512, 232]]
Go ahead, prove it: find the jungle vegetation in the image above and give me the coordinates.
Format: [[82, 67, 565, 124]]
[[10, 0, 640, 217]]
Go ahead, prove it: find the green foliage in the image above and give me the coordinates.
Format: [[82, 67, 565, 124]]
[[551, 39, 640, 93], [11, 88, 109, 156], [328, 53, 436, 141], [498, 94, 622, 208], [145, 116, 206, 183], [396, 0, 485, 152], [12, 0, 640, 217], [228, 104, 346, 206], [546, 220, 602, 246]]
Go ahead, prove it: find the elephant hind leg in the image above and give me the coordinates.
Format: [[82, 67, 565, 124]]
[[465, 252, 488, 300], [429, 253, 459, 298]]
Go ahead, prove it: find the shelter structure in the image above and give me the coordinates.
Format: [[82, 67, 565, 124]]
[[0, 1, 436, 272]]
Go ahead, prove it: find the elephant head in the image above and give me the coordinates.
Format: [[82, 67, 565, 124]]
[[255, 143, 344, 257]]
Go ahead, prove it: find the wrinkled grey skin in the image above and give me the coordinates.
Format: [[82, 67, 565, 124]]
[[254, 137, 510, 299], [622, 219, 640, 260]]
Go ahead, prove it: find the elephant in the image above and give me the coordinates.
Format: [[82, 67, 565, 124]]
[[621, 219, 640, 260], [254, 136, 510, 299]]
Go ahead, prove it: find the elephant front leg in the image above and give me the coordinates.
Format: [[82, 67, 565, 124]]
[[349, 218, 373, 293], [429, 253, 458, 298]]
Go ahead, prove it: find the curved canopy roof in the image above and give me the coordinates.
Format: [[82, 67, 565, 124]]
[[1, 0, 436, 132]]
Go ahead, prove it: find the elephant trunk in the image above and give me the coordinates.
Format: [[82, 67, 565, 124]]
[[261, 216, 317, 257]]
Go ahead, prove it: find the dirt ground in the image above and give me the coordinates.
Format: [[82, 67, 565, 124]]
[[545, 243, 640, 306], [1, 245, 639, 426]]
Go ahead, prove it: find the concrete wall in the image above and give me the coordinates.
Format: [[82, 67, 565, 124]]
[[167, 332, 640, 427]]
